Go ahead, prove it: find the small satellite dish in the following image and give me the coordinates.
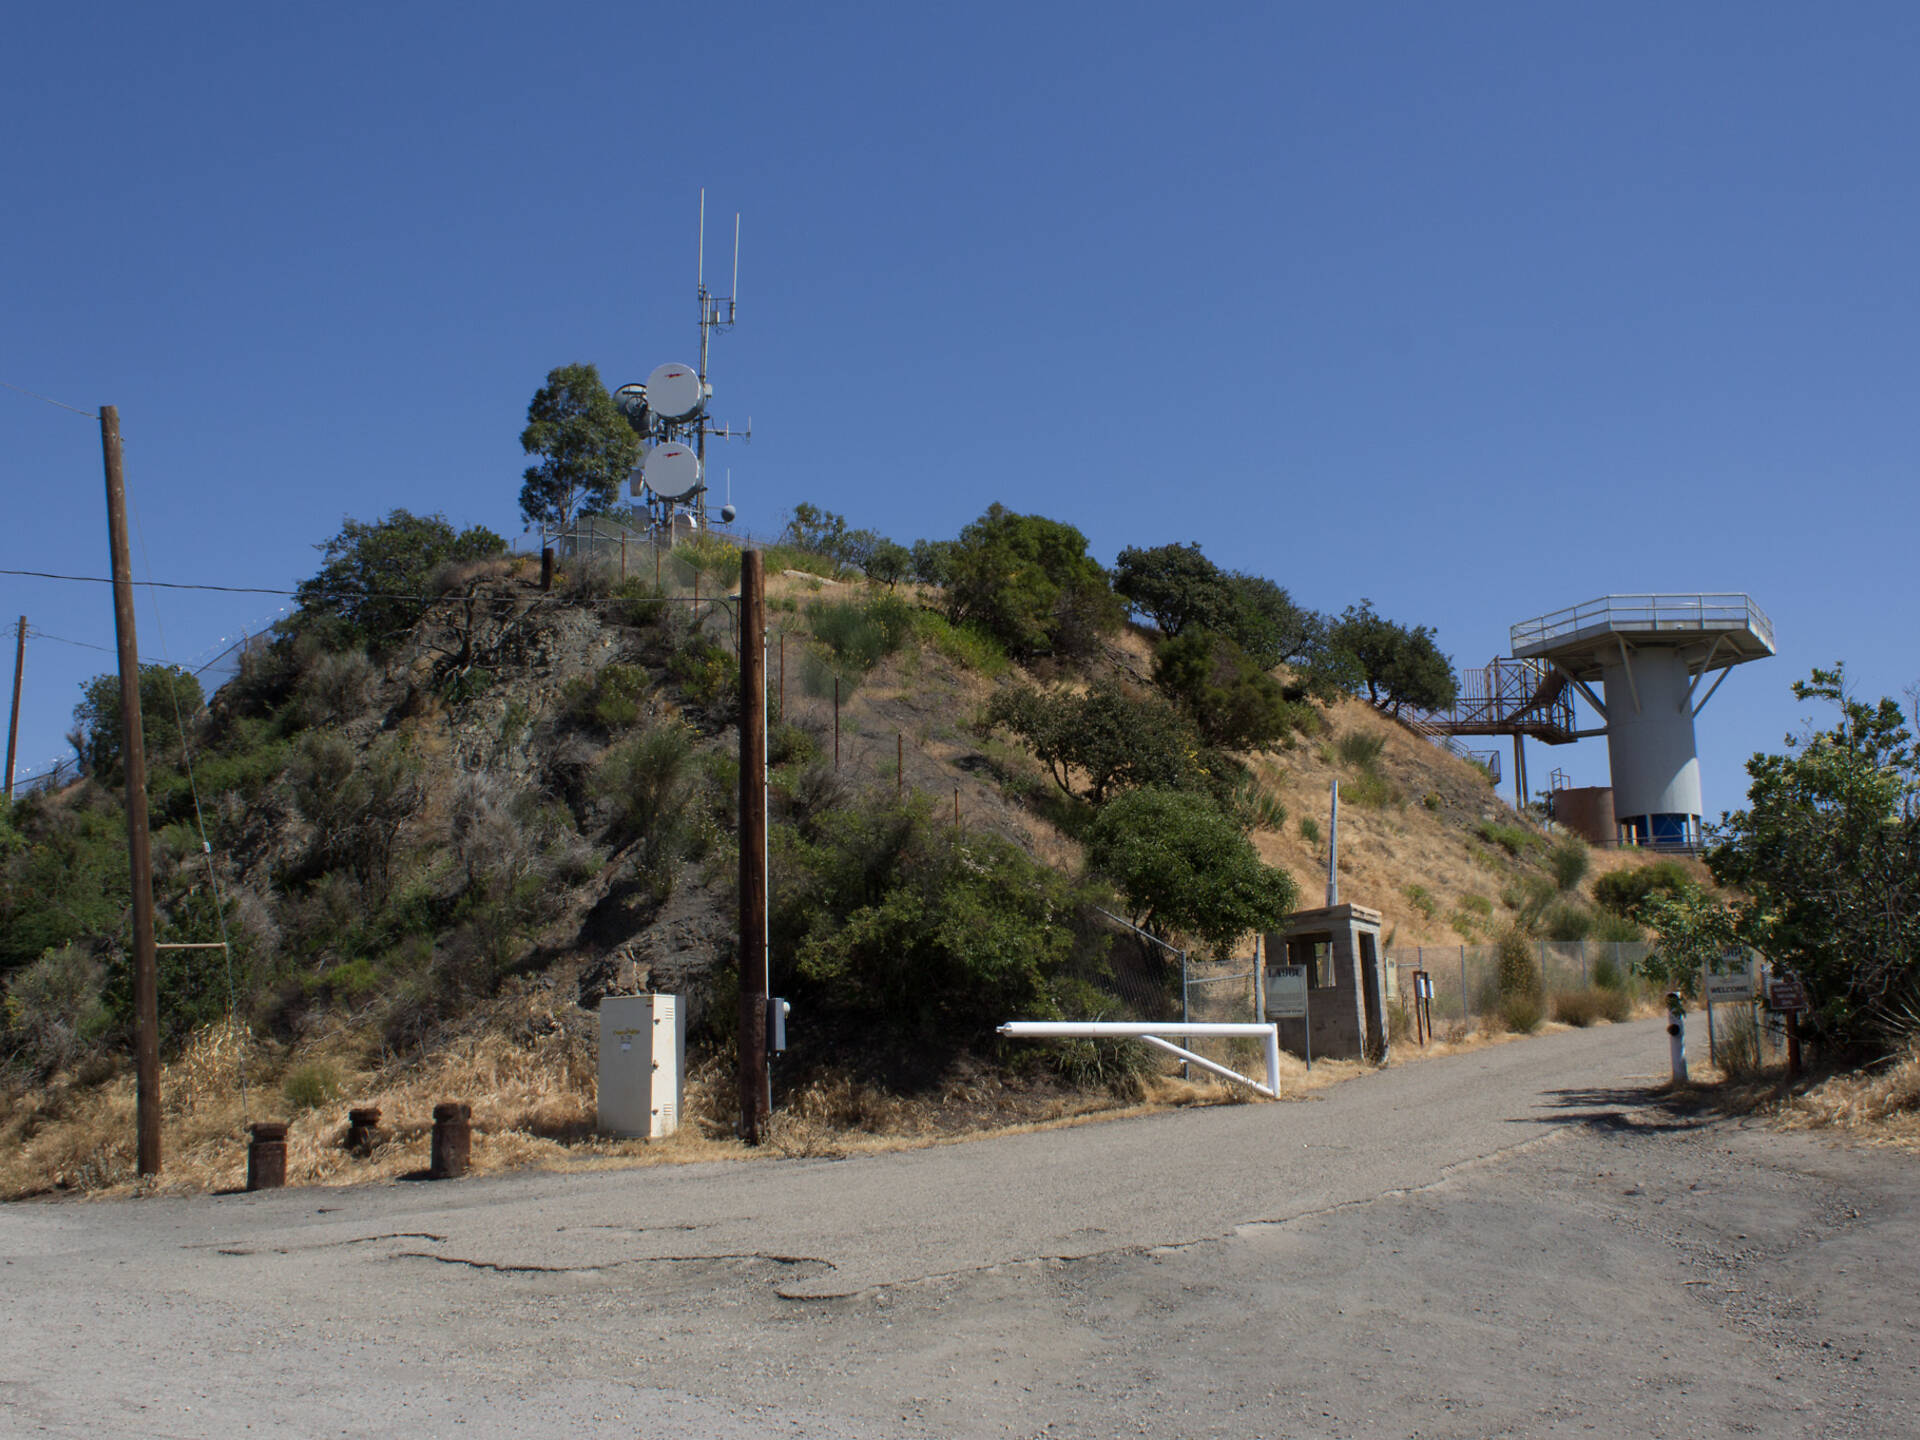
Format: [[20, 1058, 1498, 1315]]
[[626, 443, 652, 496], [642, 441, 702, 501], [613, 383, 649, 422], [720, 503, 737, 524], [646, 363, 708, 422]]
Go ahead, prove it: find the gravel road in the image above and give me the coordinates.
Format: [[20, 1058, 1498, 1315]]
[[3, 1017, 1915, 1439]]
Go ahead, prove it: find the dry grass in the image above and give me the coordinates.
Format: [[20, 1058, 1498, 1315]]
[[3, 995, 1696, 1202], [1780, 1042, 1920, 1147], [0, 1001, 758, 1201]]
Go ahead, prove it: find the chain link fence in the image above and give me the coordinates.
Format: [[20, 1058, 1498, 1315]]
[[1385, 940, 1656, 1030]]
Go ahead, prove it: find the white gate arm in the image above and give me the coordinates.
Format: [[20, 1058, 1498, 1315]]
[[998, 1021, 1282, 1100]]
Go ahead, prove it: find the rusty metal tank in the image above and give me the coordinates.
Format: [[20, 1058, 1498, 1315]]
[[1551, 786, 1617, 847]]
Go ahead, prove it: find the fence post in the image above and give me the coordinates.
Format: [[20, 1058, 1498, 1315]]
[[1180, 949, 1190, 1079]]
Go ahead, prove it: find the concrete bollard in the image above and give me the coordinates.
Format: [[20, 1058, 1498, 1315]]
[[1666, 992, 1689, 1085], [345, 1107, 383, 1156], [246, 1121, 289, 1191], [429, 1102, 472, 1179]]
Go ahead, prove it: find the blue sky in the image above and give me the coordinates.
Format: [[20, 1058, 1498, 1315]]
[[5, 3, 1916, 818]]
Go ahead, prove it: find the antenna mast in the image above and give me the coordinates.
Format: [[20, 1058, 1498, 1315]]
[[616, 189, 749, 538], [691, 187, 745, 532]]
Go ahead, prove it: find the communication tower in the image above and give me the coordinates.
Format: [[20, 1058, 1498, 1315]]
[[617, 190, 750, 534]]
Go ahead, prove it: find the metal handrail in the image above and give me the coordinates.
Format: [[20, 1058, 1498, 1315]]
[[1511, 594, 1773, 653]]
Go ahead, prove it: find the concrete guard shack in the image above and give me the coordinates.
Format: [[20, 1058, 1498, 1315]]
[[1265, 904, 1390, 1064]]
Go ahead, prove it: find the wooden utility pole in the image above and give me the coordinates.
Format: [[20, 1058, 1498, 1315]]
[[4, 615, 24, 800], [737, 550, 769, 1143], [102, 406, 162, 1178]]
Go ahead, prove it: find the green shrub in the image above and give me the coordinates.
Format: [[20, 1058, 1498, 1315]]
[[1592, 909, 1645, 943], [783, 795, 1103, 1051], [596, 721, 699, 877], [1591, 952, 1625, 990], [1336, 730, 1386, 770], [1230, 773, 1288, 832], [1547, 836, 1590, 892], [666, 637, 737, 720], [1403, 884, 1438, 920], [612, 578, 668, 628], [1422, 790, 1443, 811], [807, 592, 915, 672], [282, 1060, 341, 1111], [1460, 893, 1493, 917], [286, 731, 423, 905], [317, 956, 382, 1003], [1476, 820, 1539, 858], [1550, 987, 1629, 1027], [769, 722, 820, 770], [1541, 900, 1594, 942], [3, 944, 108, 1077], [909, 610, 1010, 676], [1297, 816, 1320, 846], [567, 663, 652, 731], [675, 533, 743, 589], [1498, 991, 1545, 1033], [1593, 860, 1692, 918], [1494, 926, 1542, 1032], [1342, 770, 1398, 809]]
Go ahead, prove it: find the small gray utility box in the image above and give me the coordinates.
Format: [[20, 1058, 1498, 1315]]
[[598, 994, 685, 1139]]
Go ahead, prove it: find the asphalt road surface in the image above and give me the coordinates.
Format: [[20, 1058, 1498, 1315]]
[[4, 1017, 1916, 1439]]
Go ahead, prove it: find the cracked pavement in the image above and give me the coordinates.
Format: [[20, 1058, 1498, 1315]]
[[4, 1017, 1917, 1438]]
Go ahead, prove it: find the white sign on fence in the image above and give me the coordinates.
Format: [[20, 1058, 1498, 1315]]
[[1704, 952, 1755, 1004], [1264, 964, 1309, 1020]]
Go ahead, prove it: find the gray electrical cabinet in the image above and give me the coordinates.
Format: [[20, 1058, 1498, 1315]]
[[597, 994, 685, 1139]]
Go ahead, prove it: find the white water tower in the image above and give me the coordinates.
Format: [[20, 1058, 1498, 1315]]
[[1510, 595, 1774, 847]]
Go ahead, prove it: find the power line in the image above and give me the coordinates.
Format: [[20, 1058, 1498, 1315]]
[[1, 568, 296, 595], [0, 567, 730, 605], [0, 379, 98, 420], [24, 628, 117, 652]]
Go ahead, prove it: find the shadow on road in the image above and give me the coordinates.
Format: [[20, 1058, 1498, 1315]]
[[1524, 1083, 1724, 1135]]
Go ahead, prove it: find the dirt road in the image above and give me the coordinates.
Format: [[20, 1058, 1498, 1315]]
[[3, 1018, 1915, 1438]]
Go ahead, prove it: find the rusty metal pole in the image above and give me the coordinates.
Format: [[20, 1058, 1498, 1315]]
[[102, 406, 162, 1178], [429, 1102, 472, 1178], [4, 615, 24, 800], [737, 551, 770, 1143], [246, 1121, 288, 1190], [540, 547, 554, 592]]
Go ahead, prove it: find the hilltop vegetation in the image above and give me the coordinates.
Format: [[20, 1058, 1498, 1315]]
[[11, 416, 1897, 1186]]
